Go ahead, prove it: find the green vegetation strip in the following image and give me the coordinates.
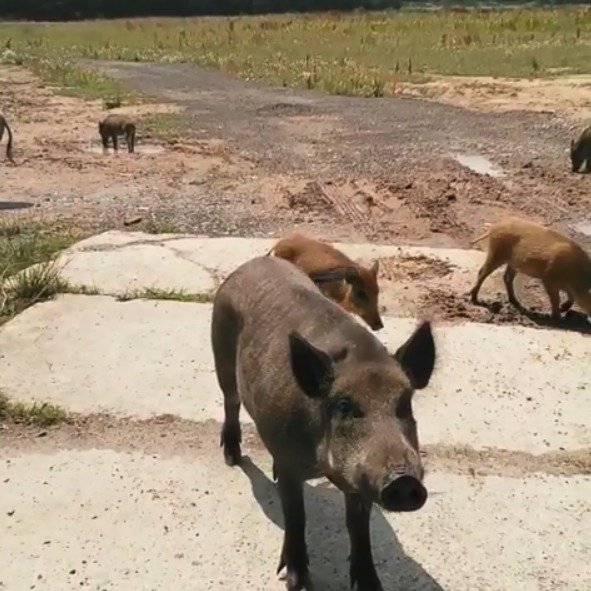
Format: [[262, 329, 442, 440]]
[[0, 392, 68, 427], [117, 287, 215, 303], [1, 8, 590, 100], [0, 222, 76, 324]]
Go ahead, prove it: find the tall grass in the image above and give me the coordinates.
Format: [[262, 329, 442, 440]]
[[0, 222, 76, 324], [1, 8, 590, 98]]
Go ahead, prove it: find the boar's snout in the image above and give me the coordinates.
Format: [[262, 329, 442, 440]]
[[380, 473, 427, 512], [361, 311, 383, 331], [370, 316, 384, 331]]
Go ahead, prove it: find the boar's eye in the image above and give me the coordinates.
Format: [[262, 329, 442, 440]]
[[395, 392, 413, 420], [355, 289, 368, 301], [331, 396, 357, 419]]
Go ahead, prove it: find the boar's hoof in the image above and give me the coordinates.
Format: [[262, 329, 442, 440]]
[[349, 563, 383, 591], [277, 547, 312, 591], [223, 447, 241, 467], [220, 426, 242, 467], [284, 569, 315, 591]]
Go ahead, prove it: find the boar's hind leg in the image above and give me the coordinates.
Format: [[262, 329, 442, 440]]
[[276, 471, 314, 591], [345, 493, 384, 591], [212, 303, 243, 466]]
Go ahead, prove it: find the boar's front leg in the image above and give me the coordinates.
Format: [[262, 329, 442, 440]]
[[345, 493, 383, 591], [276, 470, 314, 591]]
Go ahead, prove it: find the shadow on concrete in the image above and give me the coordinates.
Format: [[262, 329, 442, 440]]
[[476, 299, 591, 335], [0, 201, 33, 211], [239, 456, 445, 591]]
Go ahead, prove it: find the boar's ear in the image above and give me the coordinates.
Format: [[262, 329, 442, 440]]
[[392, 321, 435, 390], [289, 332, 334, 398], [309, 266, 361, 288]]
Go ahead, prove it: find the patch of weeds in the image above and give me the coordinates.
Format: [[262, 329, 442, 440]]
[[117, 287, 215, 303], [0, 223, 74, 276], [143, 217, 180, 234], [0, 221, 77, 324], [0, 392, 68, 427], [27, 56, 134, 102], [141, 113, 188, 142], [64, 284, 101, 296]]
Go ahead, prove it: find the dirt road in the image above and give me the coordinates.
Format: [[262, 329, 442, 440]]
[[95, 61, 591, 247], [2, 62, 590, 248]]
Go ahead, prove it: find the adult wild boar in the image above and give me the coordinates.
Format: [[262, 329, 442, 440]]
[[211, 256, 436, 591]]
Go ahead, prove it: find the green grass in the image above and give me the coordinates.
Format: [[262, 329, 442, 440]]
[[0, 221, 77, 324], [117, 287, 216, 303], [143, 216, 181, 234], [1, 8, 591, 99], [0, 392, 68, 427], [27, 56, 134, 101], [141, 113, 188, 142]]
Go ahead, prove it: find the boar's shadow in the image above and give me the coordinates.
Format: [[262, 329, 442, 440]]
[[239, 456, 445, 591]]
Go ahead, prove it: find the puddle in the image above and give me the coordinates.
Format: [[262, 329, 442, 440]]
[[571, 220, 591, 237], [454, 153, 505, 178], [84, 143, 165, 155]]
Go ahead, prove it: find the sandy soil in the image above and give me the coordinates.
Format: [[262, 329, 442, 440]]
[[399, 74, 591, 121]]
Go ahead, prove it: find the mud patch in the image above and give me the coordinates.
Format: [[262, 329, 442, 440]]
[[421, 287, 591, 334], [454, 154, 505, 178], [380, 254, 455, 283], [286, 180, 336, 215], [84, 143, 165, 155]]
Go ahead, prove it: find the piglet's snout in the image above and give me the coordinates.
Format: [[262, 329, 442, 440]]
[[380, 473, 427, 513]]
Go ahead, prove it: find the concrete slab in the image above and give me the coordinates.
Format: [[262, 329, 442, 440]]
[[58, 242, 215, 295], [165, 235, 485, 278], [59, 232, 485, 298], [1, 448, 589, 591], [1, 295, 589, 453]]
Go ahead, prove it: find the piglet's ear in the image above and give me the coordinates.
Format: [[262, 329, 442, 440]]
[[392, 321, 436, 390], [289, 332, 334, 398]]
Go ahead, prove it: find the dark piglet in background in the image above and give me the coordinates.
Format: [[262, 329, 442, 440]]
[[211, 256, 436, 591]]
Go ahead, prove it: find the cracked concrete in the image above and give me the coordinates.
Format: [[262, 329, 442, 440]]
[[1, 294, 589, 453], [1, 231, 589, 591], [1, 448, 589, 591], [57, 231, 485, 298]]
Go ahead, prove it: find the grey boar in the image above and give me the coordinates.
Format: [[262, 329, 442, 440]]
[[0, 112, 14, 163], [570, 126, 591, 173], [211, 255, 436, 591], [268, 232, 384, 331], [98, 113, 136, 154], [470, 216, 591, 320]]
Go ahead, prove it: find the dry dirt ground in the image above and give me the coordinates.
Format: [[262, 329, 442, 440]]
[[1, 62, 591, 329], [2, 413, 590, 480]]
